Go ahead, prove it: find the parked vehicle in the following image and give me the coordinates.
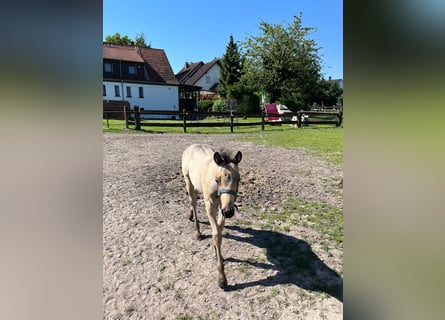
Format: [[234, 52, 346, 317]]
[[277, 104, 291, 114], [263, 103, 281, 122]]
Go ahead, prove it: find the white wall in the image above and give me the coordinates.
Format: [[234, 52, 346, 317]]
[[193, 64, 221, 91], [103, 81, 179, 118]]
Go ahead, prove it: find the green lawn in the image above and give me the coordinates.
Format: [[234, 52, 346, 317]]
[[103, 118, 343, 164], [240, 126, 343, 165]]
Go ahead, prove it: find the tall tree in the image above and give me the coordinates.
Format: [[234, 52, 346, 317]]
[[241, 14, 322, 109], [105, 32, 132, 45], [217, 35, 243, 98]]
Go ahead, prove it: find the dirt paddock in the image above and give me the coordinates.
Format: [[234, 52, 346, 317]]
[[103, 132, 343, 319]]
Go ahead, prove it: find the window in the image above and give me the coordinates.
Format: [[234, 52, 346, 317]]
[[104, 63, 112, 73], [128, 65, 136, 75], [138, 87, 144, 98], [103, 85, 106, 96], [114, 85, 120, 97], [126, 86, 132, 97], [205, 76, 211, 84]]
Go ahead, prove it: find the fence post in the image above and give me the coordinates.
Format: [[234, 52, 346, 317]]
[[182, 109, 187, 133], [297, 111, 302, 128], [230, 111, 234, 133], [338, 110, 343, 127], [106, 113, 109, 128], [124, 105, 129, 129], [134, 106, 141, 130], [261, 111, 265, 131]]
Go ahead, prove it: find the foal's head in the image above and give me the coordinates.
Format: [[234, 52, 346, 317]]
[[213, 149, 242, 218]]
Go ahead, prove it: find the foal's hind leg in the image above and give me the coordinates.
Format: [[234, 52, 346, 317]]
[[184, 175, 201, 239]]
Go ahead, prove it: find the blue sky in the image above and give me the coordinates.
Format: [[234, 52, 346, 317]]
[[103, 0, 343, 79]]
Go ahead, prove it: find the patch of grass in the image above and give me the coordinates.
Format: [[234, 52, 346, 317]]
[[174, 291, 182, 300], [246, 254, 266, 264], [241, 127, 343, 164], [121, 258, 131, 266], [124, 306, 135, 317], [163, 282, 173, 290], [284, 198, 343, 248], [270, 287, 280, 297], [255, 197, 342, 250], [177, 314, 193, 320], [238, 262, 251, 278], [233, 219, 253, 228], [259, 222, 274, 231]]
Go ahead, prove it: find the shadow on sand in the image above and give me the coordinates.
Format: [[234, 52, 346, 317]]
[[222, 224, 343, 302]]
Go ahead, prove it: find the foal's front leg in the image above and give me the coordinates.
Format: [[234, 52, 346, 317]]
[[206, 201, 227, 289], [184, 176, 201, 239]]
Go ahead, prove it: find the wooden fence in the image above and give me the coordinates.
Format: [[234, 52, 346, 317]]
[[103, 106, 343, 133]]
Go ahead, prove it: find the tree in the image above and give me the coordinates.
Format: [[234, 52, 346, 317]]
[[216, 35, 259, 114], [105, 32, 150, 47], [240, 14, 322, 109], [313, 78, 343, 107], [217, 35, 243, 98], [105, 32, 132, 45], [135, 32, 150, 48]]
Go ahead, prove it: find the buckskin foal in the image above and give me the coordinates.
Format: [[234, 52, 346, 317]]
[[181, 143, 242, 289]]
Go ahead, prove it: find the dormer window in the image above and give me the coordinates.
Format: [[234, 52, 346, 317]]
[[128, 65, 136, 75], [104, 63, 112, 73]]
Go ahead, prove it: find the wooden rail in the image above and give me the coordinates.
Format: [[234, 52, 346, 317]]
[[103, 105, 342, 132]]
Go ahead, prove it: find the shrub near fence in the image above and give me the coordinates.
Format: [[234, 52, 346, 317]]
[[103, 105, 343, 133]]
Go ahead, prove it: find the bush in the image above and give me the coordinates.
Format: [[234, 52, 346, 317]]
[[198, 100, 214, 112], [212, 99, 227, 112], [237, 94, 260, 114]]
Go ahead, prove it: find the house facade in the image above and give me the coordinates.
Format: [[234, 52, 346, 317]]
[[176, 59, 221, 101], [103, 42, 179, 118]]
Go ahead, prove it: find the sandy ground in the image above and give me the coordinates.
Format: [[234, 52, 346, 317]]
[[103, 132, 343, 319]]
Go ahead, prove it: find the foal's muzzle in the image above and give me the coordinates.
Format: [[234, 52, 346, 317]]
[[218, 189, 238, 219], [222, 204, 239, 218]]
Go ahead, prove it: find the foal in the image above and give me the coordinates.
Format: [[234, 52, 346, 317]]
[[181, 144, 242, 289]]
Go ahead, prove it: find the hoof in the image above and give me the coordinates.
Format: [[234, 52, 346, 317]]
[[218, 276, 227, 289]]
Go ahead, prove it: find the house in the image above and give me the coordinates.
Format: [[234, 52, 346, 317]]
[[176, 59, 221, 101], [102, 42, 179, 119]]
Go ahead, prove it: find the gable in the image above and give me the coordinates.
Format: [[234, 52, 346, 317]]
[[176, 59, 220, 87]]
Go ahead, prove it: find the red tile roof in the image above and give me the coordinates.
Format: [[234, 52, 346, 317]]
[[137, 47, 178, 84], [103, 43, 145, 62], [103, 42, 178, 85]]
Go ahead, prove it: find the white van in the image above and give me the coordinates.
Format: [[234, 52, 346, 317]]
[[277, 104, 291, 114]]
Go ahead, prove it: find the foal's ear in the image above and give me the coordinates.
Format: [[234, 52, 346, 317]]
[[214, 152, 224, 165], [233, 151, 242, 164]]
